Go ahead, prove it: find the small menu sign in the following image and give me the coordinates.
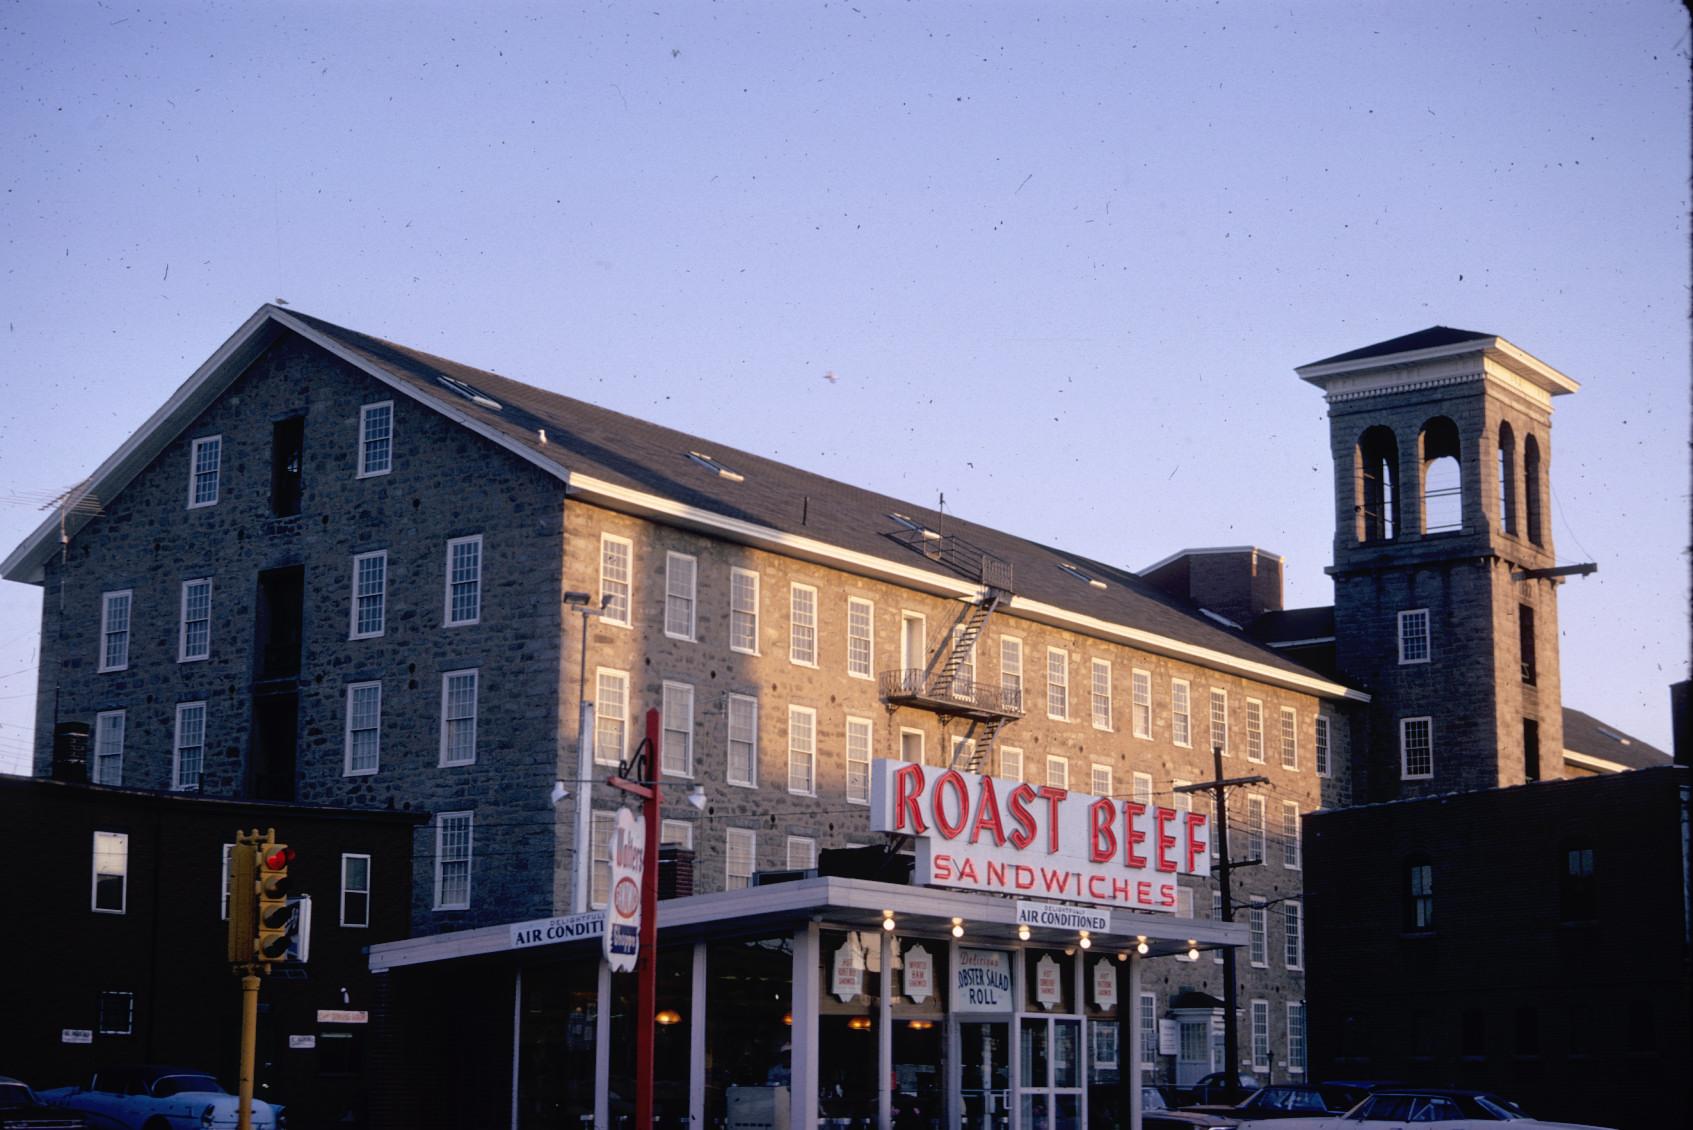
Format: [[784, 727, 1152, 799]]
[[1035, 954, 1062, 1010], [903, 944, 934, 1003]]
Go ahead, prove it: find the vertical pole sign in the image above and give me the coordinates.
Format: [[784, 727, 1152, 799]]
[[602, 807, 645, 972]]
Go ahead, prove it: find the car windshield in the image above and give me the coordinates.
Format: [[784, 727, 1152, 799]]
[[1471, 1095, 1530, 1120], [152, 1075, 225, 1097], [1142, 1088, 1169, 1111], [0, 1083, 37, 1109]]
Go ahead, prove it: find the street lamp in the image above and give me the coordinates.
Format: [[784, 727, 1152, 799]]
[[565, 590, 614, 914]]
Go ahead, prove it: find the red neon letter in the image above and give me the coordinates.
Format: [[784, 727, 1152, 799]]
[[1088, 798, 1117, 863], [1185, 811, 1208, 874], [1007, 784, 1039, 849], [892, 763, 927, 835], [1155, 806, 1179, 873], [934, 770, 969, 839], [1035, 786, 1067, 853], [1122, 800, 1147, 868], [969, 777, 1007, 846]]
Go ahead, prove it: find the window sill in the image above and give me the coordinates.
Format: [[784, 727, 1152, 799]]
[[445, 619, 481, 629], [344, 769, 379, 778]]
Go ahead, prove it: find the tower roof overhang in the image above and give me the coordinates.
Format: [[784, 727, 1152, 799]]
[[1295, 328, 1580, 403]]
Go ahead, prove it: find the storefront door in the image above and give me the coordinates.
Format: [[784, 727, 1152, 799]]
[[1017, 1016, 1082, 1130], [956, 1020, 1009, 1130]]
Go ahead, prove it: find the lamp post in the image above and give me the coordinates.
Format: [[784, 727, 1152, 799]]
[[608, 708, 663, 1130], [564, 591, 612, 915]]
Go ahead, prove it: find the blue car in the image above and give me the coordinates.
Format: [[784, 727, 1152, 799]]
[[40, 1065, 282, 1130]]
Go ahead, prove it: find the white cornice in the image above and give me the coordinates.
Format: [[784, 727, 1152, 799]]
[[1562, 749, 1631, 775]]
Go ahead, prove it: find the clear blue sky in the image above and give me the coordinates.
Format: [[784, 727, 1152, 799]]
[[1, 1, 1687, 775]]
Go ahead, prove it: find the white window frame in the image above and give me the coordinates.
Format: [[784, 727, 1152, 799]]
[[349, 551, 387, 640], [358, 401, 394, 478], [900, 728, 926, 766], [1090, 764, 1112, 797], [660, 819, 694, 849], [439, 669, 479, 767], [1287, 1002, 1307, 1076], [93, 710, 126, 786], [1284, 900, 1304, 970], [188, 434, 222, 508], [433, 811, 473, 910], [846, 597, 874, 679], [900, 612, 927, 671], [91, 830, 128, 914], [340, 853, 372, 928], [443, 535, 483, 627], [661, 681, 694, 777], [725, 827, 756, 891], [845, 716, 872, 805], [1046, 755, 1069, 790], [1171, 678, 1191, 747], [787, 705, 817, 796], [1138, 992, 1159, 1069], [1250, 999, 1270, 1071], [1401, 716, 1434, 779], [1090, 658, 1113, 731], [952, 627, 977, 696], [1398, 608, 1431, 665], [173, 701, 207, 791], [1171, 780, 1192, 815], [599, 534, 633, 628], [730, 568, 761, 655], [1247, 793, 1266, 862], [1046, 647, 1069, 721], [1131, 668, 1152, 739], [1133, 772, 1153, 807], [1282, 800, 1301, 869], [726, 694, 758, 787], [1209, 688, 1229, 756], [590, 809, 614, 908], [786, 836, 817, 871], [1248, 901, 1267, 968], [789, 583, 818, 666], [1315, 715, 1332, 777], [1000, 636, 1023, 712], [1245, 698, 1265, 763], [1280, 706, 1299, 769], [97, 990, 135, 1036], [99, 590, 132, 673], [343, 682, 382, 776], [664, 552, 697, 641], [951, 735, 975, 769], [1212, 891, 1224, 963], [178, 577, 212, 662], [594, 668, 629, 767], [220, 842, 233, 920], [999, 745, 1023, 782]]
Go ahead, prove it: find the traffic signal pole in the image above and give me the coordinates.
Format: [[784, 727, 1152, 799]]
[[228, 827, 295, 1130], [238, 970, 260, 1130]]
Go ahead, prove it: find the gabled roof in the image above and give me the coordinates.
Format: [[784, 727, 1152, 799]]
[[1562, 707, 1672, 771], [1295, 324, 1579, 397], [2, 305, 1365, 702], [1305, 325, 1494, 367]]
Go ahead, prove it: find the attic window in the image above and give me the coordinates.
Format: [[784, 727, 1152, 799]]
[[1059, 562, 1108, 590], [890, 513, 940, 540], [436, 375, 503, 411], [687, 452, 744, 482], [1593, 726, 1632, 746]]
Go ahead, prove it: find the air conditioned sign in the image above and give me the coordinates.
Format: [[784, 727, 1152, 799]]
[[870, 760, 1210, 913]]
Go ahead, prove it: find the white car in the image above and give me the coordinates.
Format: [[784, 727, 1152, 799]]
[[40, 1065, 282, 1130], [1239, 1089, 1614, 1130]]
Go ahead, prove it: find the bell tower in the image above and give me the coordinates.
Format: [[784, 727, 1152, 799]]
[[1297, 328, 1580, 802]]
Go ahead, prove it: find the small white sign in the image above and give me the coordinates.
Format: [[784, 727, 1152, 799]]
[[61, 1029, 93, 1044], [953, 948, 1012, 1012], [903, 944, 934, 1004], [316, 1010, 368, 1024], [1015, 900, 1111, 934], [510, 911, 605, 949], [1158, 1019, 1179, 1056], [1091, 960, 1117, 1009], [1035, 954, 1062, 1010], [831, 938, 866, 1001], [603, 807, 645, 973], [288, 1035, 316, 1050]]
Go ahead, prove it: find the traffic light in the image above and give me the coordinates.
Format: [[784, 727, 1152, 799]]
[[254, 837, 295, 964], [226, 838, 257, 965]]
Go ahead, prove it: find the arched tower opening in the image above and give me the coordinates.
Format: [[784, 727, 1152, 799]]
[[1355, 425, 1399, 543], [1420, 416, 1463, 534], [1497, 421, 1517, 535], [1524, 434, 1544, 546]]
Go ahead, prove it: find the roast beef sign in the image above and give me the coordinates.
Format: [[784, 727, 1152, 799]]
[[870, 760, 1210, 913]]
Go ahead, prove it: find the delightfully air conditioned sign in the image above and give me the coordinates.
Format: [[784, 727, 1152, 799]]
[[870, 760, 1210, 913]]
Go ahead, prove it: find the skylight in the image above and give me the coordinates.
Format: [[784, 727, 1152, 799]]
[[1594, 726, 1632, 746], [1059, 562, 1108, 590], [890, 513, 940, 539], [437, 375, 502, 411], [687, 451, 745, 482]]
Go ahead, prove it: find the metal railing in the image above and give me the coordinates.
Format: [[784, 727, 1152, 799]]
[[878, 669, 1024, 716]]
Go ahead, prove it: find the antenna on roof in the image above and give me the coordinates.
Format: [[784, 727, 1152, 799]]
[[937, 491, 946, 538], [1, 480, 104, 564]]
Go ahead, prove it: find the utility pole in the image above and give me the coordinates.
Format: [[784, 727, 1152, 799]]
[[1175, 748, 1265, 1094]]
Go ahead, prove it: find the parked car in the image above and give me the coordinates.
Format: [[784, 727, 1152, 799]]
[[1187, 1071, 1263, 1106], [1235, 1088, 1618, 1130], [1186, 1083, 1368, 1118], [40, 1065, 282, 1130], [0, 1076, 86, 1130], [1145, 1109, 1241, 1130]]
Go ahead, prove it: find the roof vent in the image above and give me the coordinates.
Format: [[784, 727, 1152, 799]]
[[687, 451, 744, 482], [890, 513, 940, 540], [1594, 726, 1632, 746], [1059, 562, 1108, 590], [436, 375, 502, 411]]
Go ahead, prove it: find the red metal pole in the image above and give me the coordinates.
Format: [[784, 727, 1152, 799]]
[[635, 707, 661, 1130]]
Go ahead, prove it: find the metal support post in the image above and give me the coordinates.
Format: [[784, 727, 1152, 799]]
[[238, 971, 260, 1130]]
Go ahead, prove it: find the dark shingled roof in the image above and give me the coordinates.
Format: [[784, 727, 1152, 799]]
[[1248, 606, 1336, 645], [1562, 707, 1672, 769], [1306, 326, 1495, 368], [288, 311, 1332, 684]]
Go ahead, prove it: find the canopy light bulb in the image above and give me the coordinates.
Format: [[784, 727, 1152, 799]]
[[951, 917, 965, 939], [1078, 930, 1092, 950], [1136, 940, 1150, 956], [1116, 952, 1128, 962], [1186, 941, 1200, 961], [882, 911, 896, 931], [1017, 924, 1031, 941]]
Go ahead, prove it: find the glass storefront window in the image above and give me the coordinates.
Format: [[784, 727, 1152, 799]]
[[1023, 949, 1074, 1013], [518, 955, 600, 1129], [707, 937, 793, 1130]]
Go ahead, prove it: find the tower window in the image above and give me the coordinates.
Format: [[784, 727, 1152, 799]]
[[1518, 604, 1536, 684], [1356, 426, 1398, 542], [1397, 609, 1430, 665], [1524, 434, 1544, 546], [1420, 416, 1463, 534], [270, 416, 304, 517], [1400, 716, 1433, 779], [1497, 421, 1517, 535], [1404, 856, 1434, 932], [1523, 718, 1540, 782], [1560, 844, 1596, 921]]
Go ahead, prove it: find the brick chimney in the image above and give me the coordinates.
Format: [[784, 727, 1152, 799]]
[[1140, 547, 1284, 627]]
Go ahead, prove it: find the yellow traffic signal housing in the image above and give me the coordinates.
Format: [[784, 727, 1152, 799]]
[[226, 839, 257, 965], [254, 836, 295, 964]]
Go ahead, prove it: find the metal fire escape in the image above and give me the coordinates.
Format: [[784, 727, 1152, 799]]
[[878, 525, 1022, 772]]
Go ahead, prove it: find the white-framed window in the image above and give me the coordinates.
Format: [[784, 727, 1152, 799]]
[[1284, 900, 1303, 970], [952, 627, 977, 696], [725, 827, 756, 891], [220, 843, 233, 920], [1131, 669, 1152, 739], [358, 401, 393, 478], [1001, 636, 1023, 712], [1046, 755, 1069, 790], [661, 681, 694, 776], [900, 729, 925, 765], [99, 590, 132, 672], [1315, 715, 1332, 777], [349, 551, 387, 639], [665, 552, 697, 640], [1133, 772, 1153, 807], [660, 819, 694, 849], [846, 598, 874, 678], [1245, 699, 1265, 763], [1171, 678, 1191, 747], [1175, 886, 1194, 919], [1090, 764, 1113, 797], [730, 568, 760, 654], [173, 701, 206, 790], [1280, 707, 1299, 769], [1401, 716, 1433, 778], [434, 811, 473, 910], [440, 669, 479, 767], [1046, 648, 1069, 720], [1090, 658, 1113, 731], [951, 735, 975, 769], [344, 682, 382, 775], [97, 990, 134, 1035], [1138, 992, 1158, 1069], [188, 435, 221, 507], [1282, 800, 1301, 869], [900, 612, 927, 671], [93, 710, 125, 785], [600, 535, 632, 627], [1247, 794, 1266, 862], [590, 809, 614, 908], [179, 578, 212, 662], [1171, 780, 1192, 815], [341, 853, 371, 928], [786, 836, 817, 870], [999, 746, 1023, 782], [444, 536, 482, 626], [92, 830, 127, 913], [1398, 608, 1430, 664], [790, 583, 818, 666], [845, 716, 872, 804], [1209, 688, 1229, 755], [594, 669, 629, 766], [787, 705, 816, 795], [1210, 796, 1224, 866], [726, 694, 758, 787], [1250, 999, 1270, 1071], [1212, 891, 1224, 963], [1287, 1002, 1307, 1076], [1248, 900, 1267, 967]]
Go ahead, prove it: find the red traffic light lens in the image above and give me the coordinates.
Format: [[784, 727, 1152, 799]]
[[264, 846, 295, 870]]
